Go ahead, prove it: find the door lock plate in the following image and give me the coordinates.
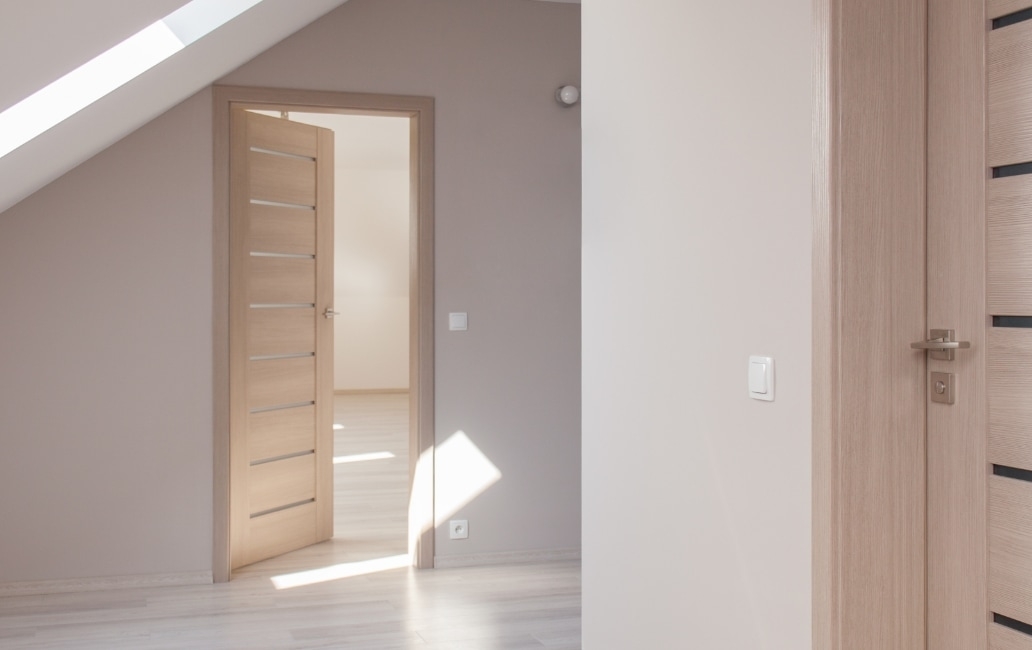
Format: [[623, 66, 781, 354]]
[[930, 371, 955, 405]]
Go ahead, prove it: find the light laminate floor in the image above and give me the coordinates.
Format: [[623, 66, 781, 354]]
[[329, 392, 411, 562], [0, 393, 582, 649]]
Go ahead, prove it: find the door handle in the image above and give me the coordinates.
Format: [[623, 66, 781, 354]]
[[323, 308, 340, 319], [910, 329, 969, 361], [910, 339, 970, 350]]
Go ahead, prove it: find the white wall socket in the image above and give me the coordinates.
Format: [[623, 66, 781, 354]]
[[449, 519, 469, 540]]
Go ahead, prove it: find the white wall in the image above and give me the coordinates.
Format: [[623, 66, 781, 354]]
[[283, 112, 411, 392], [582, 1, 812, 648], [0, 0, 579, 584]]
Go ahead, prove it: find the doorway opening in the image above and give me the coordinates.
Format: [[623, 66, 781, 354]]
[[258, 109, 412, 567], [212, 86, 435, 582]]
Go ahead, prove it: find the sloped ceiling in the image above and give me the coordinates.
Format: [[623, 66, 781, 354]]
[[0, 0, 351, 214], [0, 0, 191, 114], [0, 0, 578, 214]]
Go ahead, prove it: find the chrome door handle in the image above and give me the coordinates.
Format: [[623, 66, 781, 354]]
[[910, 339, 970, 350], [323, 308, 340, 319], [910, 329, 969, 361]]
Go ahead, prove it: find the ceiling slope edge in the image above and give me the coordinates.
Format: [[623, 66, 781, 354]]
[[0, 0, 350, 215]]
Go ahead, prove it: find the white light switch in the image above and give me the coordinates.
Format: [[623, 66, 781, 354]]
[[748, 355, 774, 401], [449, 312, 468, 331], [749, 362, 768, 394]]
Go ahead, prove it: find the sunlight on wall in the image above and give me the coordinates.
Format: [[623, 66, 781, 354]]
[[433, 431, 503, 527], [409, 444, 434, 556], [0, 0, 262, 159], [408, 431, 504, 553], [406, 433, 503, 557], [270, 553, 409, 590]]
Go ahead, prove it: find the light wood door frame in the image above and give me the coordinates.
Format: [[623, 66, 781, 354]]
[[815, 0, 990, 648], [814, 0, 929, 645], [213, 85, 436, 582]]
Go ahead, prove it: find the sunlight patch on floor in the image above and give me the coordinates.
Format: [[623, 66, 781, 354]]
[[333, 451, 395, 464], [270, 554, 410, 589]]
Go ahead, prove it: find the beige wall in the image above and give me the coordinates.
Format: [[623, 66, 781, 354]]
[[0, 0, 579, 583], [0, 89, 214, 582], [581, 0, 812, 648], [333, 165, 410, 392]]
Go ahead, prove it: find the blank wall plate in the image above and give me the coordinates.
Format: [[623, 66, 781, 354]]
[[449, 312, 468, 331], [449, 519, 469, 540]]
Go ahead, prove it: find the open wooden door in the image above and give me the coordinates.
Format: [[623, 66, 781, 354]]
[[229, 109, 334, 570], [928, 1, 1032, 647], [925, 0, 988, 647]]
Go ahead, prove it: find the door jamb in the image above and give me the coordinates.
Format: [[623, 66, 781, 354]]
[[813, 0, 931, 646], [212, 85, 436, 582]]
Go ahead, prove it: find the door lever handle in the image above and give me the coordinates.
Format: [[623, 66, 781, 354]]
[[910, 329, 969, 361], [910, 339, 970, 350], [323, 308, 340, 319]]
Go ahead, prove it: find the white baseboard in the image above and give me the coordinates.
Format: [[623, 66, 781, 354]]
[[0, 571, 213, 597], [434, 547, 580, 569]]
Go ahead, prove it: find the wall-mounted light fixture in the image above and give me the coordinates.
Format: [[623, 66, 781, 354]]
[[555, 85, 580, 107]]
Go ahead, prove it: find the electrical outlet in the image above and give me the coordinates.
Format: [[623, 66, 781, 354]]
[[449, 519, 469, 540]]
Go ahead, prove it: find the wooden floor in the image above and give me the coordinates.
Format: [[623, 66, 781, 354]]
[[0, 393, 582, 649], [329, 392, 411, 561]]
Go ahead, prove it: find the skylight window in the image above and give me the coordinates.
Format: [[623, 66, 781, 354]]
[[0, 0, 263, 159]]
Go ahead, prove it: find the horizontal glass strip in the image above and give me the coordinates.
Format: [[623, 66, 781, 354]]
[[250, 199, 315, 211], [993, 7, 1032, 29], [994, 464, 1032, 483], [250, 449, 314, 467], [250, 146, 315, 162], [992, 161, 1032, 178], [249, 400, 314, 415], [250, 304, 316, 309], [250, 498, 315, 519], [249, 352, 314, 362], [250, 251, 315, 259], [993, 316, 1032, 328], [994, 613, 1032, 638]]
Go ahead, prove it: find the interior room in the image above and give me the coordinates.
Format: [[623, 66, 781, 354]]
[[0, 0, 854, 646]]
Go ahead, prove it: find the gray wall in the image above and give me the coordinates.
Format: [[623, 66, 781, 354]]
[[582, 0, 812, 647], [0, 90, 214, 582], [0, 0, 580, 584]]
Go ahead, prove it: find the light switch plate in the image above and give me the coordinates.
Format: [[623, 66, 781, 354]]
[[449, 312, 468, 331], [748, 355, 774, 401]]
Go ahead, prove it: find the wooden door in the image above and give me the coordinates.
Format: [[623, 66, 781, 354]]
[[928, 1, 1032, 648], [229, 109, 334, 570], [815, 0, 1032, 646], [985, 4, 1032, 646], [925, 0, 987, 648]]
